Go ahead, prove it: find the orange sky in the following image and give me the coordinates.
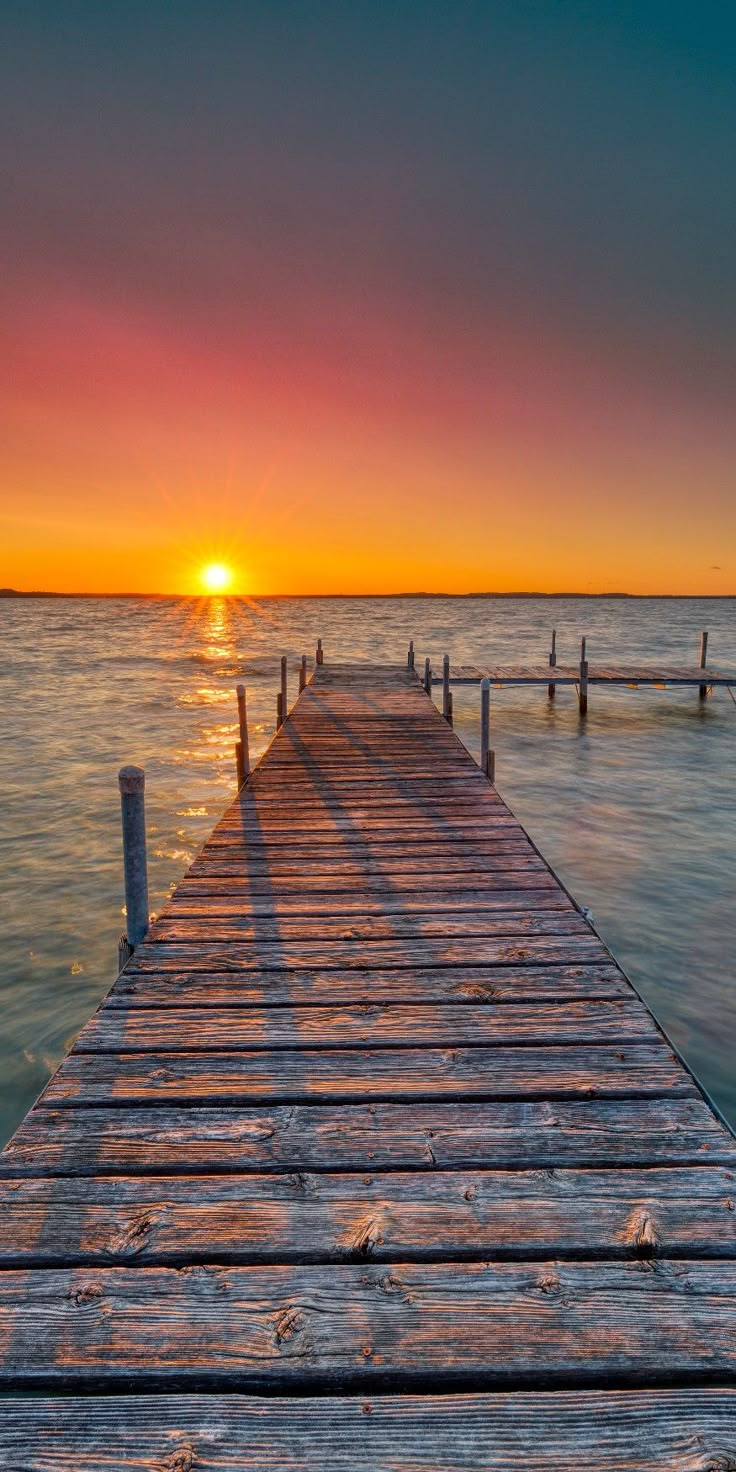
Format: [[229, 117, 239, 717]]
[[2, 6, 735, 596]]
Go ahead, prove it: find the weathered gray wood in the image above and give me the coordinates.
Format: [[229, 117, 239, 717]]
[[1, 1168, 734, 1266], [6, 1098, 731, 1176], [41, 1042, 689, 1106], [164, 886, 567, 916], [1, 1391, 735, 1471], [106, 961, 630, 1008], [1, 1259, 736, 1386], [75, 999, 656, 1053], [146, 912, 587, 944], [124, 934, 610, 971], [188, 852, 548, 877]]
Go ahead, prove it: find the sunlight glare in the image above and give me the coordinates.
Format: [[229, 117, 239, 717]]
[[200, 562, 232, 593]]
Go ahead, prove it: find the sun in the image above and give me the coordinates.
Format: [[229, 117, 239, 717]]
[[200, 562, 232, 593]]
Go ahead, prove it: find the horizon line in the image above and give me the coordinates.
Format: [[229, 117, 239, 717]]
[[1, 588, 736, 601]]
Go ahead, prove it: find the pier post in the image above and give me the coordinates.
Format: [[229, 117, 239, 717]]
[[118, 765, 149, 968], [407, 639, 415, 670], [235, 740, 246, 789], [276, 692, 284, 729], [480, 677, 491, 774], [281, 655, 288, 718], [443, 654, 451, 721], [579, 637, 589, 717], [299, 655, 307, 692], [236, 684, 250, 777], [699, 631, 709, 701], [316, 638, 323, 666], [424, 657, 431, 694], [447, 690, 454, 726], [548, 628, 557, 700]]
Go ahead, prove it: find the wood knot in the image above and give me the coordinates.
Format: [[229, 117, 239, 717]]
[[274, 1306, 305, 1345], [347, 1214, 383, 1258], [626, 1208, 661, 1257], [160, 1444, 196, 1472], [701, 1457, 736, 1472], [463, 1184, 478, 1202], [111, 1213, 156, 1256], [537, 1273, 562, 1298], [66, 1282, 104, 1309]]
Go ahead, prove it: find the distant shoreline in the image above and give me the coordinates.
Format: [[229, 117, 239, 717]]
[[1, 589, 734, 601]]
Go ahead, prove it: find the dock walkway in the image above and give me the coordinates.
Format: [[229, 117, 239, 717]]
[[1, 662, 736, 1467]]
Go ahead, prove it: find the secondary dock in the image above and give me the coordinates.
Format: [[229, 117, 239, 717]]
[[1, 658, 736, 1466]]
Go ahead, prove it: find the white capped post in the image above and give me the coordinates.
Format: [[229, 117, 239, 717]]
[[118, 765, 149, 964], [699, 631, 709, 701], [442, 654, 451, 721], [236, 684, 250, 777], [548, 628, 557, 700], [480, 677, 491, 774]]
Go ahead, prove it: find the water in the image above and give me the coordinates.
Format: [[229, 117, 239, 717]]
[[1, 595, 735, 1146]]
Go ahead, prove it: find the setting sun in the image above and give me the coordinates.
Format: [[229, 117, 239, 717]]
[[200, 562, 232, 593]]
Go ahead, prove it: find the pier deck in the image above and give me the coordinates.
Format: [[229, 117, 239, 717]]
[[1, 662, 736, 1467]]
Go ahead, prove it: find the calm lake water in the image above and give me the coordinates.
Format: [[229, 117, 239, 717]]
[[1, 595, 735, 1146]]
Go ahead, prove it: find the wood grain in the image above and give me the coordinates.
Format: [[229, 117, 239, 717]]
[[5, 1098, 731, 1175], [1, 1259, 735, 1387], [1, 1392, 734, 1471], [1, 1168, 733, 1264]]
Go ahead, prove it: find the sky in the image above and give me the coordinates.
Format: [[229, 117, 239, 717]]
[[1, 1, 735, 594]]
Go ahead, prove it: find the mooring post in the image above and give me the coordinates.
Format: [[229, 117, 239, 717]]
[[276, 691, 284, 729], [235, 739, 245, 789], [699, 630, 709, 701], [118, 765, 149, 970], [316, 637, 323, 666], [548, 628, 557, 700], [299, 654, 307, 692], [281, 655, 288, 718], [443, 654, 451, 721], [407, 639, 415, 669], [447, 689, 454, 726], [236, 684, 250, 777], [579, 636, 589, 716], [424, 656, 431, 694], [480, 677, 491, 773]]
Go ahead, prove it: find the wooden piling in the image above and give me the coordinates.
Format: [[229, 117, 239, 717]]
[[316, 638, 324, 666], [424, 656, 431, 694], [408, 639, 415, 670], [699, 631, 709, 701], [579, 637, 589, 717], [548, 628, 557, 700], [486, 747, 496, 783], [118, 765, 149, 957], [276, 692, 284, 729], [480, 677, 491, 773], [443, 654, 451, 721], [299, 655, 307, 692], [236, 684, 250, 777], [447, 689, 454, 726], [235, 740, 245, 789], [281, 655, 288, 718]]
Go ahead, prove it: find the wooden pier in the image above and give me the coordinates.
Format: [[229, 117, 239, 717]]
[[1, 658, 736, 1467]]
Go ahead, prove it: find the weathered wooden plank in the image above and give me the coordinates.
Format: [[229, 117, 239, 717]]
[[1, 1392, 735, 1472], [175, 871, 555, 895], [125, 935, 608, 971], [5, 1098, 729, 1175], [41, 1042, 689, 1106], [106, 962, 629, 1007], [1, 1259, 735, 1386], [147, 912, 585, 944], [75, 999, 656, 1053], [1, 1168, 733, 1265], [187, 853, 548, 876], [164, 885, 566, 915]]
